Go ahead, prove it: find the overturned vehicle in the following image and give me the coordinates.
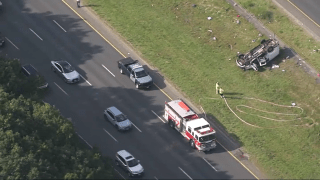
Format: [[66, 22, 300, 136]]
[[236, 39, 280, 71]]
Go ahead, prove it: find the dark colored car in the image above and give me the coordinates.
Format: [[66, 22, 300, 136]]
[[21, 64, 48, 89], [118, 57, 153, 89]]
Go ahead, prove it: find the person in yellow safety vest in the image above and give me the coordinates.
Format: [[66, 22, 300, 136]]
[[218, 87, 224, 98], [216, 82, 219, 94]]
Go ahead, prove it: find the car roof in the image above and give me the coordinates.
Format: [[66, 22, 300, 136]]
[[107, 106, 122, 116], [117, 150, 134, 160], [119, 57, 135, 64], [56, 61, 70, 66], [128, 63, 143, 70], [22, 64, 39, 76]]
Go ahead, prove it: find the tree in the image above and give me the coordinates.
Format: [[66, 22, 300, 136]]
[[0, 58, 115, 179], [0, 58, 46, 101]]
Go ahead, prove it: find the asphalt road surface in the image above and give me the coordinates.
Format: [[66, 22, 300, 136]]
[[289, 0, 320, 25], [0, 0, 256, 179], [275, 0, 320, 41]]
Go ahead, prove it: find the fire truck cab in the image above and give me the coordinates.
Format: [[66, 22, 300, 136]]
[[164, 99, 217, 151]]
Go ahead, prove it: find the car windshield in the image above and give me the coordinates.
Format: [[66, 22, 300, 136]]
[[127, 159, 139, 167], [60, 62, 74, 73], [116, 114, 127, 122], [199, 134, 216, 143], [135, 70, 148, 78]]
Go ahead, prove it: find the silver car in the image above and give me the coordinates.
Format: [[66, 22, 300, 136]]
[[51, 61, 80, 83], [104, 106, 132, 131], [115, 150, 144, 177]]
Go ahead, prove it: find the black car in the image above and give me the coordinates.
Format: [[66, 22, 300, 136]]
[[21, 64, 48, 89]]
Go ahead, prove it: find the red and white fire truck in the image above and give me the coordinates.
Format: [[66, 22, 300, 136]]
[[164, 99, 217, 151]]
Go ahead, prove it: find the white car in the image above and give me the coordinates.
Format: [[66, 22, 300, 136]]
[[51, 61, 80, 83], [104, 106, 132, 131], [115, 150, 144, 177]]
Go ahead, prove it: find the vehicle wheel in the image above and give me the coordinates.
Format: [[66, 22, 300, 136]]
[[64, 78, 68, 83], [238, 54, 244, 59], [128, 172, 132, 177], [115, 125, 120, 131], [115, 160, 119, 166], [169, 120, 175, 128], [190, 140, 195, 149], [135, 83, 139, 89], [260, 39, 266, 44], [51, 66, 56, 73], [120, 68, 124, 74], [267, 46, 274, 53], [252, 63, 258, 71]]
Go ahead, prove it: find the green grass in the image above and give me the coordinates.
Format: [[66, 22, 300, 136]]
[[237, 0, 320, 71], [85, 0, 320, 178]]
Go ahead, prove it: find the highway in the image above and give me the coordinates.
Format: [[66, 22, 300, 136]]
[[275, 0, 320, 41], [0, 0, 256, 179]]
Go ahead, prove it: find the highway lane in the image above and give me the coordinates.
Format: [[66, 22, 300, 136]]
[[1, 0, 256, 179], [289, 0, 320, 26], [274, 0, 320, 42]]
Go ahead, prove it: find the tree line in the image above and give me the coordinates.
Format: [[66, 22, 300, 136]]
[[0, 58, 115, 179]]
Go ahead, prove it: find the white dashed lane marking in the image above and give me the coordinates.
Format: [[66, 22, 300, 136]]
[[202, 157, 218, 171], [102, 64, 115, 77], [131, 122, 142, 132], [76, 132, 93, 149], [4, 37, 19, 50], [114, 168, 126, 179], [151, 110, 166, 123], [54, 82, 69, 96], [178, 167, 192, 180], [79, 74, 92, 86], [53, 20, 67, 32], [29, 28, 43, 41], [103, 128, 118, 142]]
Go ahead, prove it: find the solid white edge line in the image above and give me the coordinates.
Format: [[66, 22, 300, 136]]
[[114, 168, 126, 180], [4, 37, 19, 50], [54, 82, 69, 96], [154, 176, 158, 180], [76, 132, 93, 149], [151, 110, 166, 123], [103, 128, 118, 142], [53, 20, 67, 32], [202, 157, 218, 171], [178, 167, 193, 180], [29, 28, 43, 41], [101, 64, 115, 77], [131, 122, 142, 132], [79, 74, 92, 86]]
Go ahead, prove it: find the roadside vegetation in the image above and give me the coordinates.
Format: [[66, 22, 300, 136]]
[[86, 0, 320, 178], [0, 58, 115, 179], [237, 0, 320, 71]]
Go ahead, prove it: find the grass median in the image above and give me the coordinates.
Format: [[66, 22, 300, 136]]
[[85, 0, 320, 178]]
